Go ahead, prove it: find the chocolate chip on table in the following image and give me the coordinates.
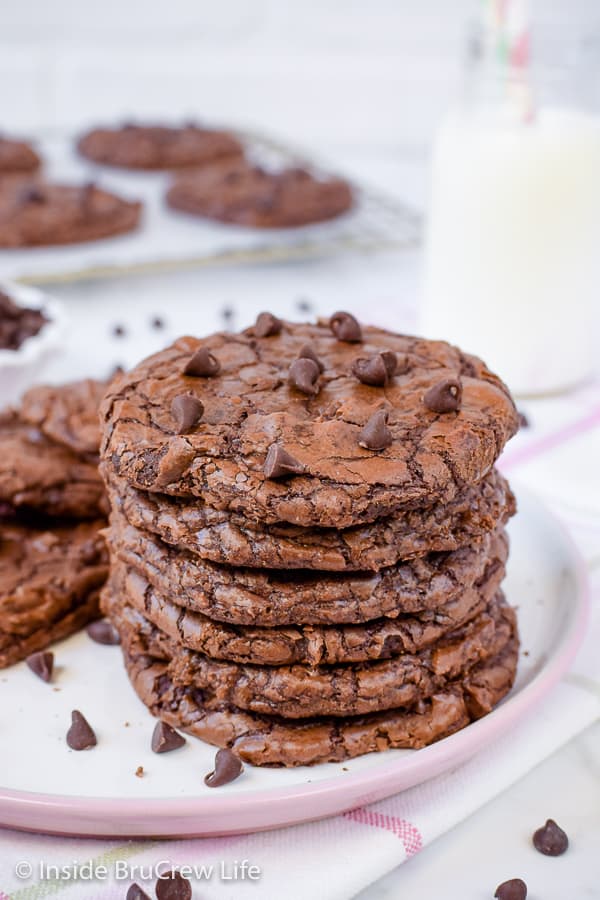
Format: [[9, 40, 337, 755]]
[[151, 316, 165, 330], [183, 347, 221, 377], [221, 304, 235, 324], [151, 721, 186, 754], [155, 870, 192, 900], [264, 443, 305, 479], [126, 884, 151, 900], [254, 311, 283, 338], [289, 357, 320, 395], [171, 394, 204, 434], [66, 710, 97, 750], [358, 409, 392, 450], [494, 878, 527, 900], [297, 342, 324, 372], [329, 310, 362, 343], [204, 748, 243, 787], [518, 411, 530, 429], [26, 650, 54, 683], [296, 297, 312, 313], [423, 377, 463, 413], [112, 324, 126, 338], [532, 818, 569, 856], [86, 619, 121, 645], [352, 351, 398, 386]]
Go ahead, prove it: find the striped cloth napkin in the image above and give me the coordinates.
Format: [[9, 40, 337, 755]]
[[0, 384, 598, 900]]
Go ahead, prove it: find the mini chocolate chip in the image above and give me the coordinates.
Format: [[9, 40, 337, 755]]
[[533, 818, 569, 856], [329, 311, 362, 342], [19, 185, 45, 205], [298, 342, 325, 372], [155, 870, 192, 900], [264, 443, 305, 479], [254, 311, 282, 337], [112, 324, 126, 338], [26, 651, 54, 683], [358, 409, 392, 450], [296, 298, 312, 312], [183, 347, 221, 377], [66, 710, 97, 750], [126, 883, 151, 900], [518, 411, 530, 429], [86, 619, 121, 645], [204, 748, 243, 787], [289, 358, 320, 395], [151, 721, 186, 754], [352, 351, 398, 386], [221, 305, 234, 323], [494, 879, 527, 900], [151, 316, 165, 330], [423, 377, 463, 413], [171, 394, 204, 434]]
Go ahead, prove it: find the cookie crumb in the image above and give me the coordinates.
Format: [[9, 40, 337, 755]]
[[135, 765, 144, 778]]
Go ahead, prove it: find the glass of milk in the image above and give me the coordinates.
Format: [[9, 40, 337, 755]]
[[422, 5, 600, 396]]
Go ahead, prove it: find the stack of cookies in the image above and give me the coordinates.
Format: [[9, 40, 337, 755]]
[[0, 378, 108, 668], [100, 313, 520, 766]]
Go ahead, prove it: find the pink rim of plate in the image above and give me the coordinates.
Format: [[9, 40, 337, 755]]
[[0, 487, 591, 838]]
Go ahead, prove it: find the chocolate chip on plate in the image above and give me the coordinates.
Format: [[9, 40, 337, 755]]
[[126, 883, 151, 900], [289, 357, 320, 395], [254, 311, 282, 338], [171, 394, 204, 434], [183, 347, 221, 377], [329, 310, 362, 343], [204, 748, 243, 787], [155, 870, 192, 900], [532, 818, 569, 856], [297, 342, 325, 372], [151, 721, 186, 754], [66, 710, 97, 750], [423, 377, 463, 413], [264, 443, 305, 479], [494, 878, 527, 900], [352, 351, 397, 386], [358, 409, 392, 450], [86, 619, 121, 646], [26, 650, 54, 683]]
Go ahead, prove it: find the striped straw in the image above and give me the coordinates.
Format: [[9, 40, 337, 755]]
[[481, 0, 535, 121]]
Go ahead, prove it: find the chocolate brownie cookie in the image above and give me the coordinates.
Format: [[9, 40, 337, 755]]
[[20, 378, 106, 457], [105, 545, 504, 664], [100, 321, 519, 528], [78, 123, 243, 171], [0, 180, 141, 247], [108, 502, 508, 624], [0, 518, 107, 667], [0, 136, 40, 175], [166, 158, 353, 228], [106, 591, 515, 719], [0, 412, 107, 519], [120, 621, 519, 765], [106, 465, 514, 573]]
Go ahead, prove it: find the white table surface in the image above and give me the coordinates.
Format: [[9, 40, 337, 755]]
[[18, 149, 600, 900]]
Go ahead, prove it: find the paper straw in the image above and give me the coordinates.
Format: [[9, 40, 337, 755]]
[[481, 0, 535, 121]]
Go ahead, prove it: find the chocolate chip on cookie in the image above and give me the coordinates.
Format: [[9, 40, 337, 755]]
[[329, 311, 362, 343], [183, 347, 221, 377], [171, 394, 204, 434], [264, 443, 305, 479], [359, 409, 392, 450], [424, 378, 463, 413]]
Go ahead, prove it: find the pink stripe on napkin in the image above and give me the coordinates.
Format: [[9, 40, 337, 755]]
[[343, 809, 423, 856]]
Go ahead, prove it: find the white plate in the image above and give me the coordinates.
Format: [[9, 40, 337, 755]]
[[0, 487, 589, 837]]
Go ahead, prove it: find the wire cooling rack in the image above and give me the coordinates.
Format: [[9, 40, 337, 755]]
[[1, 128, 421, 285]]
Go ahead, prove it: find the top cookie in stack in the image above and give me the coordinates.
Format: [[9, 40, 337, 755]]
[[100, 313, 520, 767]]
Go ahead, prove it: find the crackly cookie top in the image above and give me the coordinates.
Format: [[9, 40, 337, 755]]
[[77, 122, 243, 171], [20, 378, 106, 457], [0, 181, 142, 248], [166, 158, 353, 228], [100, 316, 519, 528]]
